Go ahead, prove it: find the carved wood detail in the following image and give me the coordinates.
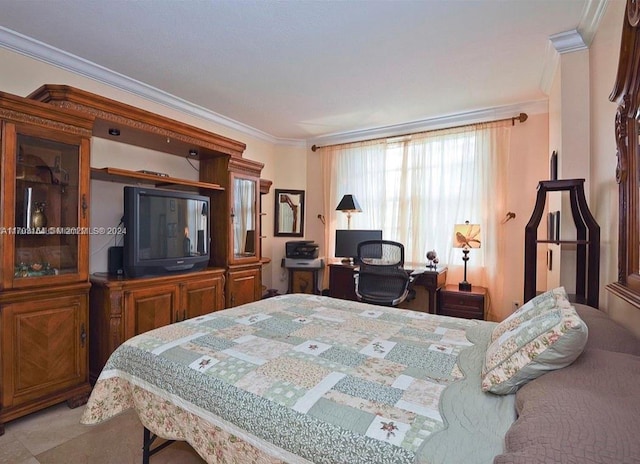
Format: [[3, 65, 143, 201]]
[[608, 0, 640, 305], [28, 84, 246, 159]]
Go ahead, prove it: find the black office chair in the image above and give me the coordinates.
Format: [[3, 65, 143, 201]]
[[354, 240, 413, 306]]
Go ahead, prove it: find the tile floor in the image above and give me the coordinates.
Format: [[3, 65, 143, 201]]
[[0, 403, 206, 464]]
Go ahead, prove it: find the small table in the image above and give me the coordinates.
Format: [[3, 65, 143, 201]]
[[438, 284, 487, 320], [283, 258, 323, 295]]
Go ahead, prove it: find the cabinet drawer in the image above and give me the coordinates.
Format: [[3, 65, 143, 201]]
[[439, 293, 484, 311], [439, 306, 483, 319], [438, 285, 486, 320]]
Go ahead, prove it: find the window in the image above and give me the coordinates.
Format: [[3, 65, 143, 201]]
[[327, 128, 484, 267]]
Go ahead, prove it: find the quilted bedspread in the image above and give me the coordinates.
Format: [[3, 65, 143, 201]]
[[82, 294, 511, 464]]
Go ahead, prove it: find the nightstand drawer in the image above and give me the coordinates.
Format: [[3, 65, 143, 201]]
[[438, 285, 487, 320], [439, 306, 483, 319], [439, 293, 484, 311]]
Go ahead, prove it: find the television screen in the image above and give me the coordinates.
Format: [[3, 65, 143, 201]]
[[124, 186, 210, 277], [335, 229, 382, 263]]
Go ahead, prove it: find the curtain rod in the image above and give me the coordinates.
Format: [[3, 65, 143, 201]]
[[310, 112, 528, 152]]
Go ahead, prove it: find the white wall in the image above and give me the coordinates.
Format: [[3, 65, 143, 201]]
[[266, 144, 308, 293]]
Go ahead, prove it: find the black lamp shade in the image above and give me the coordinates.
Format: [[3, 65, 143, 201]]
[[336, 194, 362, 212]]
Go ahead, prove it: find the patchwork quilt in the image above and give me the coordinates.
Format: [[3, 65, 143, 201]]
[[82, 294, 512, 464]]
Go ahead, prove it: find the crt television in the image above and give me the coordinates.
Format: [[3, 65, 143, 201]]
[[123, 186, 210, 277], [335, 229, 383, 263]]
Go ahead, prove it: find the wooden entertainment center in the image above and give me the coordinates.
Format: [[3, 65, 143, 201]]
[[88, 269, 225, 382], [0, 85, 269, 432]]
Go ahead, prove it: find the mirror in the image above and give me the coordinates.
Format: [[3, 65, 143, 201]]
[[274, 189, 305, 237], [233, 176, 257, 258]]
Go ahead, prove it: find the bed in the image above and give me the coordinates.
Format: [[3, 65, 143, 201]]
[[81, 292, 640, 463]]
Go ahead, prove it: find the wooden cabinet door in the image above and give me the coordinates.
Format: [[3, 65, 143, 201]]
[[124, 284, 178, 338], [227, 267, 261, 307], [1, 293, 88, 408], [182, 275, 225, 320], [2, 122, 91, 290]]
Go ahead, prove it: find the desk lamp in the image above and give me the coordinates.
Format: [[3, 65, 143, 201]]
[[453, 221, 481, 291], [336, 194, 362, 229]]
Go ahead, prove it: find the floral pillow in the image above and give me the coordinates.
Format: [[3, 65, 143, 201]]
[[491, 287, 572, 342], [481, 305, 588, 395]]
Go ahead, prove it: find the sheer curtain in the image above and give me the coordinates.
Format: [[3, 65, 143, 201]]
[[320, 122, 511, 319]]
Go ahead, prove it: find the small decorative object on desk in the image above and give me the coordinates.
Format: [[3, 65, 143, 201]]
[[426, 250, 439, 268]]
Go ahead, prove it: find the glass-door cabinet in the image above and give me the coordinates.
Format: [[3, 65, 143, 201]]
[[0, 93, 93, 289], [0, 91, 94, 435], [201, 154, 264, 307], [231, 173, 258, 264]]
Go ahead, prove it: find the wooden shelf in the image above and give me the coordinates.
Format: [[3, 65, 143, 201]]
[[535, 239, 592, 245], [90, 167, 224, 192]]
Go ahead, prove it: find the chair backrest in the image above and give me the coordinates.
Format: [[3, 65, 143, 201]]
[[357, 240, 404, 267], [355, 240, 411, 306]]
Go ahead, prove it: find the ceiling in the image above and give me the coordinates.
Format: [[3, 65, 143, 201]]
[[0, 0, 606, 145]]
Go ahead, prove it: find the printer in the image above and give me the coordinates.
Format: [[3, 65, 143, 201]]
[[286, 241, 319, 259], [284, 241, 323, 269]]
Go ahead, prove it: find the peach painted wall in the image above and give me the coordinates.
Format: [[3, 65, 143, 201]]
[[500, 113, 549, 321]]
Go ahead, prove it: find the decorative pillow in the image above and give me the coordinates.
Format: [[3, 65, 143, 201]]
[[481, 305, 587, 395], [491, 287, 571, 342]]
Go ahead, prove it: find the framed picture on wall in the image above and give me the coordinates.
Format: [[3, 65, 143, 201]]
[[274, 189, 305, 237]]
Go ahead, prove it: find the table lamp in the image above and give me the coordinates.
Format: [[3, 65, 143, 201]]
[[453, 221, 481, 291], [336, 194, 362, 229]]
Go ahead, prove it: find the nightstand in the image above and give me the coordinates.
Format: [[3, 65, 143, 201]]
[[438, 285, 487, 320]]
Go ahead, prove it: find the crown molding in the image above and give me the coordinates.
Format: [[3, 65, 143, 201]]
[[550, 29, 588, 54], [578, 0, 609, 47], [539, 0, 608, 94], [0, 26, 285, 145], [307, 99, 548, 149], [539, 30, 587, 94], [1, 25, 550, 151]]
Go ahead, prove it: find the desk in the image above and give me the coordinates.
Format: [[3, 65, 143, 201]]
[[409, 266, 448, 314], [328, 263, 447, 313]]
